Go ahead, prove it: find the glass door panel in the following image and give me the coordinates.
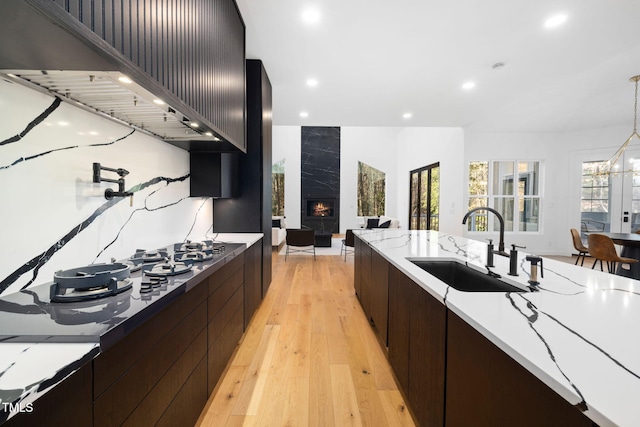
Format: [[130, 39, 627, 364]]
[[430, 166, 440, 230], [580, 148, 640, 235], [409, 163, 440, 231], [410, 172, 419, 230]]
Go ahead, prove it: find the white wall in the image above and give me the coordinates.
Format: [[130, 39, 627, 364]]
[[340, 127, 400, 231], [0, 79, 213, 296], [272, 126, 301, 228], [395, 128, 466, 236]]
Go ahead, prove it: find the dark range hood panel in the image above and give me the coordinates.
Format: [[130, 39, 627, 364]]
[[0, 0, 240, 150]]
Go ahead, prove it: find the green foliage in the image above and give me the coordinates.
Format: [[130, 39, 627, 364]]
[[357, 161, 386, 216], [272, 160, 285, 216]]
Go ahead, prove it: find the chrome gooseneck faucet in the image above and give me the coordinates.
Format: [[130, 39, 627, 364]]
[[462, 207, 509, 257]]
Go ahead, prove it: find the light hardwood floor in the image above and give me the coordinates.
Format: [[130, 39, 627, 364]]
[[196, 252, 415, 427]]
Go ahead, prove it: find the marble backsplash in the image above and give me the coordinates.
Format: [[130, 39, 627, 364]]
[[0, 77, 213, 296]]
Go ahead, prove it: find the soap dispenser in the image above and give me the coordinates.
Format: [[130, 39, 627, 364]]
[[526, 255, 544, 289], [509, 244, 525, 276], [486, 239, 495, 267]]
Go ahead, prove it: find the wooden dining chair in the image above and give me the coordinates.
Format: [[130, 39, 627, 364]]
[[285, 229, 316, 260], [340, 229, 355, 261], [587, 233, 638, 274], [570, 228, 589, 266]]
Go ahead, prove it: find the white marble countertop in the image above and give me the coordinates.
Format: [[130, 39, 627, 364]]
[[355, 229, 639, 427], [0, 343, 99, 423]]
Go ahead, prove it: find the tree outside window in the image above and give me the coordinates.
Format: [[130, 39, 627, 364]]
[[357, 161, 385, 216], [272, 160, 285, 216], [467, 160, 542, 232]]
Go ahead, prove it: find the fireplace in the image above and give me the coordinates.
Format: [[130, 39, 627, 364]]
[[305, 199, 335, 218]]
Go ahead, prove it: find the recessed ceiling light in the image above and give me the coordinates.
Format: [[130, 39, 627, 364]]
[[58, 121, 69, 126], [205, 132, 213, 137], [302, 9, 320, 24], [306, 78, 318, 87], [300, 111, 309, 118], [190, 122, 199, 128], [153, 99, 165, 105], [544, 14, 567, 28], [462, 81, 476, 90], [403, 113, 412, 119], [89, 131, 98, 136], [118, 76, 133, 84]]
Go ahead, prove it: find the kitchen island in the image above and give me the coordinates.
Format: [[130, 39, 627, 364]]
[[354, 229, 639, 427], [0, 233, 262, 426]]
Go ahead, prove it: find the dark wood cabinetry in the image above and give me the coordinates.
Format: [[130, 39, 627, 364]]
[[354, 236, 363, 298], [93, 282, 208, 427], [354, 236, 389, 347], [206, 253, 245, 394], [388, 265, 446, 427], [369, 250, 389, 345], [445, 311, 593, 427], [354, 236, 372, 318], [58, 0, 246, 151], [356, 239, 596, 427], [408, 279, 446, 427], [2, 362, 93, 427], [190, 152, 239, 198], [388, 265, 411, 394], [214, 60, 272, 297], [0, 0, 247, 151], [3, 243, 262, 427], [244, 238, 263, 329]]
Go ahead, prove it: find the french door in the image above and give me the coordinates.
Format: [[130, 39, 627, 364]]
[[580, 148, 640, 234], [409, 163, 440, 230]]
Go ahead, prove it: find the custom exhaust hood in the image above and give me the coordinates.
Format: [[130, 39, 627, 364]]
[[0, 0, 240, 150], [2, 70, 221, 143]]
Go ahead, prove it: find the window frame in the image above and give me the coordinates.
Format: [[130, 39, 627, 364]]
[[466, 160, 544, 234]]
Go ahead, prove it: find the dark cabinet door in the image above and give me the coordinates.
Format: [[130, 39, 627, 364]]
[[388, 265, 446, 427], [359, 241, 372, 319], [445, 311, 593, 427], [3, 362, 93, 427], [408, 280, 446, 427], [370, 249, 389, 346], [190, 152, 239, 198], [354, 236, 363, 297], [388, 265, 411, 393], [244, 239, 263, 328]]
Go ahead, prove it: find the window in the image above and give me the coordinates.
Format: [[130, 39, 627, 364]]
[[580, 161, 609, 233], [409, 163, 440, 230], [357, 161, 386, 216], [467, 160, 542, 232], [272, 159, 285, 216]]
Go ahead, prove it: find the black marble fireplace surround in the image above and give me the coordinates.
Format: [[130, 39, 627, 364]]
[[301, 127, 340, 233]]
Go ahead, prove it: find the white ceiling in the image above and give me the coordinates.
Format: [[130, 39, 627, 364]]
[[235, 0, 640, 133]]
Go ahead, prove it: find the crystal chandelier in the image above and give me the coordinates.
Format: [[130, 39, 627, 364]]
[[600, 75, 640, 176]]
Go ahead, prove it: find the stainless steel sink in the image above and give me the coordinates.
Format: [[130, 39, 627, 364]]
[[408, 259, 528, 292]]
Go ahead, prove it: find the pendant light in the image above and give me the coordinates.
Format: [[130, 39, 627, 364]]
[[602, 75, 640, 176]]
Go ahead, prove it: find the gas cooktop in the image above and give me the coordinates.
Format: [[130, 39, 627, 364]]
[[0, 241, 246, 349]]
